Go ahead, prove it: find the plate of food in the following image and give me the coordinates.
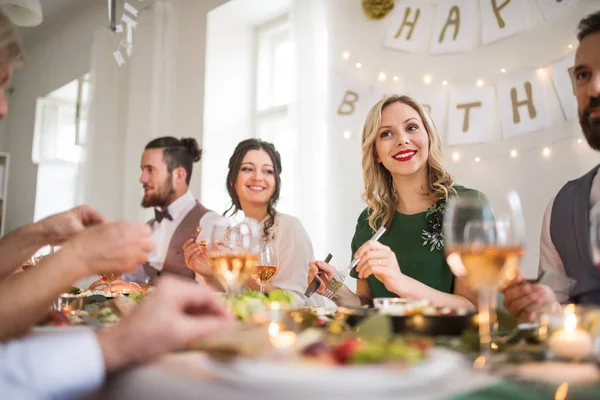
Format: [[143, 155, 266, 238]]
[[203, 334, 463, 392]]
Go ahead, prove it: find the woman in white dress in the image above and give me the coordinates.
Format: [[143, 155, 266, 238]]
[[184, 139, 320, 304]]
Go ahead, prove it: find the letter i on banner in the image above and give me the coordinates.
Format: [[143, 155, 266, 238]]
[[383, 1, 433, 53], [446, 86, 496, 145], [479, 0, 529, 44], [429, 0, 478, 54], [408, 89, 449, 136], [549, 52, 577, 121], [496, 70, 552, 139]]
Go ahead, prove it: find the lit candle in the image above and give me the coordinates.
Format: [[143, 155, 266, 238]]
[[548, 312, 593, 360], [268, 322, 297, 349]]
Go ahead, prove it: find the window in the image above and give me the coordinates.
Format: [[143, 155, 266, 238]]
[[254, 16, 297, 215], [32, 74, 90, 223]]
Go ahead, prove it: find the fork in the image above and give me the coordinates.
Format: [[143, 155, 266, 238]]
[[321, 227, 387, 299]]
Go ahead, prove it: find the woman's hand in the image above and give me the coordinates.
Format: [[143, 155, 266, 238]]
[[354, 240, 405, 294], [307, 260, 338, 296], [183, 239, 212, 277]]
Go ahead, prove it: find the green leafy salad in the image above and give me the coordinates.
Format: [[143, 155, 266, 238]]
[[232, 289, 296, 321]]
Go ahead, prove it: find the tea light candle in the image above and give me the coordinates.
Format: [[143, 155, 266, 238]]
[[548, 312, 593, 360], [268, 321, 296, 349]]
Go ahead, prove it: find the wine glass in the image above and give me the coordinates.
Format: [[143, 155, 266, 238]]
[[98, 272, 119, 294], [444, 190, 525, 368], [206, 218, 260, 308], [253, 242, 279, 293]]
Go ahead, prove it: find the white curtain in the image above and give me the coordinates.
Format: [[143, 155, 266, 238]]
[[289, 0, 329, 260], [80, 0, 177, 223]]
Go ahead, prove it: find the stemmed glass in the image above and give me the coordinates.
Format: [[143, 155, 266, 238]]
[[98, 272, 119, 294], [206, 218, 260, 308], [444, 190, 525, 368], [253, 242, 279, 293]]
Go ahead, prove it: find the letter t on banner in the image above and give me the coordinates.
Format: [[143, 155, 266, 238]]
[[496, 70, 551, 139], [446, 86, 496, 145], [383, 1, 433, 53]]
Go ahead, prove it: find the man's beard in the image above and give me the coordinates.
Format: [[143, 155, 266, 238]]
[[581, 96, 600, 150], [141, 177, 176, 208]]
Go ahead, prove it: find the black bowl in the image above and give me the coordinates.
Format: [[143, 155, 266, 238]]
[[345, 308, 477, 337]]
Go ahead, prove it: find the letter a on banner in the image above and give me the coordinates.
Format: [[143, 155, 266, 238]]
[[496, 70, 551, 139], [384, 1, 433, 53], [479, 0, 529, 44], [429, 0, 478, 54]]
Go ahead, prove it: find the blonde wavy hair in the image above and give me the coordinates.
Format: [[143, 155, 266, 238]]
[[0, 10, 22, 70], [361, 95, 455, 232]]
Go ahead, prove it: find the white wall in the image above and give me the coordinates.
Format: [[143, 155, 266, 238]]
[[3, 1, 105, 231], [201, 0, 290, 214], [325, 0, 600, 279]]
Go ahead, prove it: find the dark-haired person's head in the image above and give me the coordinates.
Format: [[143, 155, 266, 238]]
[[225, 139, 282, 237], [139, 136, 202, 208], [0, 11, 23, 120], [575, 10, 600, 149]]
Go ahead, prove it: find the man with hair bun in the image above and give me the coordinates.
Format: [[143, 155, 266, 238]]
[[123, 136, 222, 284]]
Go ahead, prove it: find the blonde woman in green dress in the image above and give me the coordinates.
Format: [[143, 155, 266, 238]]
[[308, 95, 479, 309]]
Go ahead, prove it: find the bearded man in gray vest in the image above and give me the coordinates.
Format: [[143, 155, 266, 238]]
[[503, 11, 600, 321]]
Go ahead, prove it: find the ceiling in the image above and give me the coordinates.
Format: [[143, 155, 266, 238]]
[[16, 0, 96, 50]]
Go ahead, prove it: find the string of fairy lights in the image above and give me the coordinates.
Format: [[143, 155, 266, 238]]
[[337, 41, 583, 164]]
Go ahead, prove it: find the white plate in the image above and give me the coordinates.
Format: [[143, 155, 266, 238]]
[[30, 325, 93, 335], [205, 347, 464, 393]]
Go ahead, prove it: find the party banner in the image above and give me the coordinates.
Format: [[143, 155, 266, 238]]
[[383, 1, 434, 53], [479, 0, 530, 44], [496, 70, 552, 139], [429, 0, 478, 54], [446, 86, 496, 145], [536, 0, 578, 22], [549, 53, 578, 121]]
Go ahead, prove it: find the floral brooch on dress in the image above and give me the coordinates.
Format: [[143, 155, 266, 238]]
[[421, 200, 445, 251]]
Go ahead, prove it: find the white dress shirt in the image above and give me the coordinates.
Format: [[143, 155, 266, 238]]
[[148, 190, 198, 269], [0, 331, 104, 400], [539, 169, 600, 302]]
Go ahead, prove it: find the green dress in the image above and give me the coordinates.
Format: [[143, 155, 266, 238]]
[[349, 186, 482, 298]]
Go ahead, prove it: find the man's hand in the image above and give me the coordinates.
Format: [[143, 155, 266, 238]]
[[97, 276, 235, 372], [61, 221, 154, 277], [38, 205, 107, 245], [183, 239, 212, 277], [501, 272, 557, 322]]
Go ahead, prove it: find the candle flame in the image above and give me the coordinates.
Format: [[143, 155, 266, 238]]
[[555, 382, 568, 400], [564, 313, 577, 333], [268, 322, 280, 337]]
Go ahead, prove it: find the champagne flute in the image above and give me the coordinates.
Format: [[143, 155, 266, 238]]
[[98, 272, 119, 294], [206, 218, 260, 309], [444, 190, 525, 368], [253, 242, 279, 293]]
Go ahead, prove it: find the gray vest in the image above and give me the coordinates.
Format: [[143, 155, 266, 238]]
[[550, 164, 600, 304], [143, 201, 210, 284]]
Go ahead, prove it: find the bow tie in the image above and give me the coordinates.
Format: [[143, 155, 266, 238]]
[[155, 209, 173, 223]]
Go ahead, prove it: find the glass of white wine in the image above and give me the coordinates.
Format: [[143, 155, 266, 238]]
[[98, 272, 119, 294], [444, 190, 525, 368], [206, 218, 260, 309], [253, 242, 279, 293]]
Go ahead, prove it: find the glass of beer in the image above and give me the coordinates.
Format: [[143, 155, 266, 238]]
[[444, 190, 525, 368]]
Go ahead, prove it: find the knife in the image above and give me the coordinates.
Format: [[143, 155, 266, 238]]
[[304, 253, 333, 298]]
